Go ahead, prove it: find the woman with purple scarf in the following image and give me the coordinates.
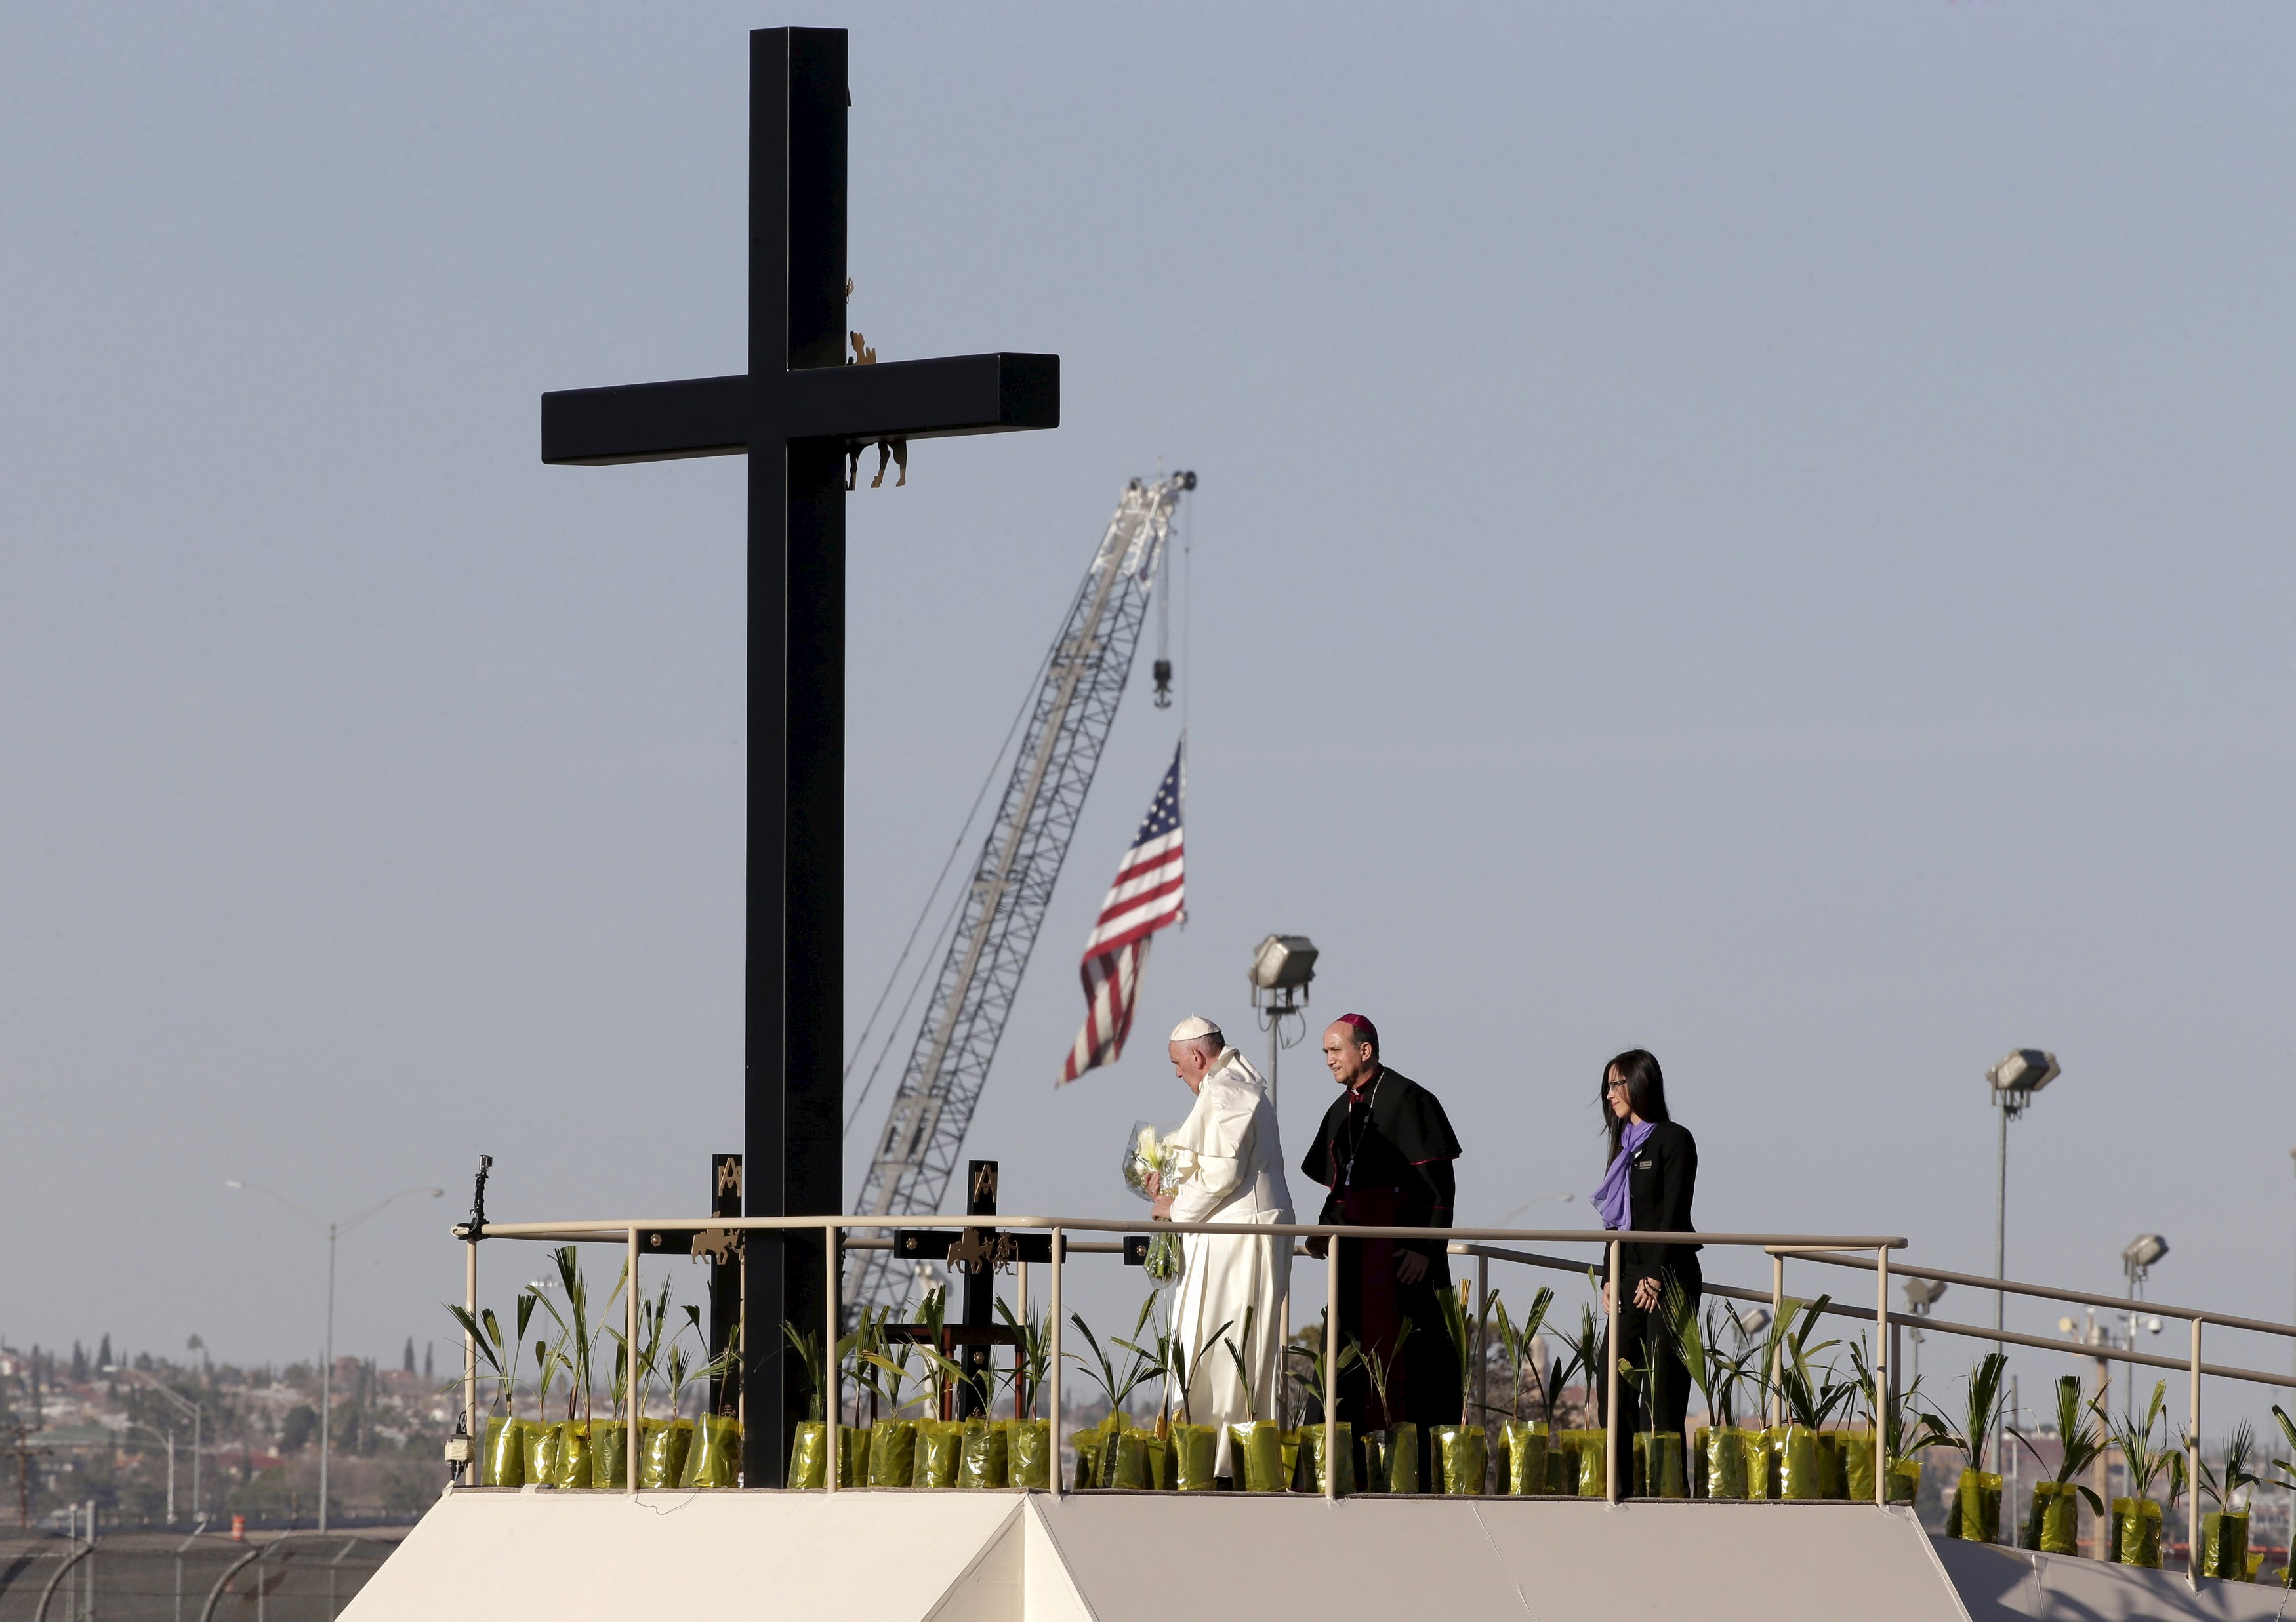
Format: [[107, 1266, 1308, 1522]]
[[1592, 1049, 1701, 1443]]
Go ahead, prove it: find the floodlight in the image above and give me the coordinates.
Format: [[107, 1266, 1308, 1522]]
[[2122, 1234, 2169, 1270], [1904, 1278, 1947, 1312], [1733, 1305, 1772, 1336], [1248, 935, 1319, 992], [1986, 1049, 2060, 1096], [2143, 1317, 2163, 1335], [2059, 1316, 2078, 1335]]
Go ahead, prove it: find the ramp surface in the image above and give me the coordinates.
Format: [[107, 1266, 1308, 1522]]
[[1933, 1537, 2295, 1622]]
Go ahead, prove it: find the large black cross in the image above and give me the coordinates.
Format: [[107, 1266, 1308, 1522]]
[[539, 26, 1058, 1487]]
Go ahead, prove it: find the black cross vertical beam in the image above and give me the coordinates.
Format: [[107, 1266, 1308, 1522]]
[[538, 26, 1058, 1486]]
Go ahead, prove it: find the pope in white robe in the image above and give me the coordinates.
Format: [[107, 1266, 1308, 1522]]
[[1153, 1015, 1293, 1477]]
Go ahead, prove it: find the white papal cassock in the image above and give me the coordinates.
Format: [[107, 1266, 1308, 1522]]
[[1163, 1046, 1292, 1476]]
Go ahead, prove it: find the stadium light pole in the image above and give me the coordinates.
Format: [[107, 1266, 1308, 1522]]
[[1986, 1049, 2060, 1345], [1247, 935, 1318, 1110], [227, 1181, 442, 1531]]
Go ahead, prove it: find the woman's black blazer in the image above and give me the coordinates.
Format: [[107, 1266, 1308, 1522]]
[[1614, 1119, 1700, 1290]]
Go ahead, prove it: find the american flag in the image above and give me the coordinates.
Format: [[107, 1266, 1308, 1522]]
[[1059, 739, 1186, 1085]]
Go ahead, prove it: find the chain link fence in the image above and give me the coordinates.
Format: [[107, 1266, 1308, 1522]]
[[0, 1530, 405, 1622]]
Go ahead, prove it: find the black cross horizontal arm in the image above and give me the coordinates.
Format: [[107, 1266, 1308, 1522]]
[[539, 352, 1059, 466]]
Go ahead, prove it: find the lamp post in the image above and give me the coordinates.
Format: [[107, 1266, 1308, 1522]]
[[1904, 1278, 1947, 1389], [1246, 934, 1318, 1110], [226, 1181, 442, 1531], [119, 1421, 174, 1525], [1985, 1049, 2060, 1344], [105, 1366, 200, 1524]]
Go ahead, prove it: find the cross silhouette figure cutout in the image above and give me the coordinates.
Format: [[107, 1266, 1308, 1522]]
[[539, 26, 1058, 1486]]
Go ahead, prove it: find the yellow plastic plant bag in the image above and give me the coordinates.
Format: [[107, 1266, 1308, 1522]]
[[590, 1421, 628, 1490], [955, 1419, 1008, 1488], [2111, 1496, 2162, 1567], [1008, 1421, 1052, 1490], [1774, 1425, 1820, 1501], [1950, 1468, 2002, 1543], [1633, 1432, 1687, 1497], [640, 1419, 691, 1489], [787, 1421, 827, 1490], [1502, 1422, 1548, 1494], [915, 1421, 963, 1488], [553, 1423, 594, 1490], [685, 1415, 741, 1488], [1227, 1421, 1286, 1492], [483, 1417, 525, 1486], [1298, 1423, 1356, 1495], [1433, 1424, 1487, 1495], [525, 1420, 560, 1486], [866, 1419, 917, 1487], [2201, 1510, 2250, 1580], [1699, 1427, 1750, 1500], [1169, 1423, 1217, 1491]]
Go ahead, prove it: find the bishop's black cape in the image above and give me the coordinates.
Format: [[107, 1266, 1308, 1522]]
[[1300, 1068, 1463, 1458]]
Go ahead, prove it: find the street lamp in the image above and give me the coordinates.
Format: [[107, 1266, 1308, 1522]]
[[117, 1421, 177, 1525], [226, 1181, 443, 1531], [1986, 1049, 2060, 1341], [1246, 934, 1317, 1109], [1904, 1278, 1947, 1388], [104, 1364, 200, 1524]]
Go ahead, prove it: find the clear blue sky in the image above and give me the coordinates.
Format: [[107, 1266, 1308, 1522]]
[[4, 4, 2293, 1425]]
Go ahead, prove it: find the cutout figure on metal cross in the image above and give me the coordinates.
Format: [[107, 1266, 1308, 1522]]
[[537, 26, 1059, 1486]]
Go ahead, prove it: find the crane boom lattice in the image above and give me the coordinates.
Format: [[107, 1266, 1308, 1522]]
[[845, 474, 1189, 1316]]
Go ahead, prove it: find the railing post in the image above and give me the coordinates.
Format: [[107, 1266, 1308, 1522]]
[[1473, 1249, 1489, 1443], [1769, 1253, 1786, 1428], [1048, 1228, 1064, 1497], [626, 1225, 640, 1493], [1605, 1236, 1622, 1505], [824, 1223, 840, 1495], [2188, 1315, 2202, 1589], [1325, 1234, 1340, 1503], [462, 1237, 478, 1482], [1874, 1246, 1889, 1509]]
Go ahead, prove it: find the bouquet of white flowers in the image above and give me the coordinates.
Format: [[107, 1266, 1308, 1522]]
[[1119, 1121, 1185, 1286], [1120, 1121, 1175, 1201]]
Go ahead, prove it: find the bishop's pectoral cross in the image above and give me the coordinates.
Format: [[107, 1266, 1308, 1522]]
[[539, 26, 1057, 1486]]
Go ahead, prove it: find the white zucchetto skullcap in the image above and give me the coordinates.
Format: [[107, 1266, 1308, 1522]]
[[1168, 1015, 1220, 1042]]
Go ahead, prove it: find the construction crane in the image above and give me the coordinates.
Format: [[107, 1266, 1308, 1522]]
[[843, 472, 1194, 1315]]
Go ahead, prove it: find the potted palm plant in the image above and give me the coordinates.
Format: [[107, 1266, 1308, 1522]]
[[1669, 1288, 1760, 1499], [994, 1299, 1054, 1489], [1845, 1341, 1940, 1505], [447, 1289, 540, 1486], [2193, 1421, 2260, 1580], [1557, 1303, 1608, 1497], [1287, 1321, 1360, 1495], [2010, 1377, 2104, 1553], [1066, 1297, 1158, 1489], [2266, 1406, 2296, 1587], [1149, 1310, 1230, 1491], [1759, 1298, 1845, 1501], [525, 1331, 569, 1484], [1347, 1321, 1418, 1493], [1490, 1289, 1555, 1495], [2101, 1381, 2175, 1567], [1928, 1352, 2009, 1541], [1432, 1284, 1490, 1494]]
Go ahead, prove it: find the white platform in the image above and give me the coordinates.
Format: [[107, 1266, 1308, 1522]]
[[344, 1488, 2282, 1622]]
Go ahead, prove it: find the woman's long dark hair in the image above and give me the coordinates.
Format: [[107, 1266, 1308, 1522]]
[[1601, 1049, 1670, 1166]]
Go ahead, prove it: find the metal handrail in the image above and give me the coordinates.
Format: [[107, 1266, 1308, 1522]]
[[1768, 1246, 2296, 1343], [449, 1203, 2278, 1587], [462, 1215, 1904, 1246], [1450, 1242, 2296, 1389]]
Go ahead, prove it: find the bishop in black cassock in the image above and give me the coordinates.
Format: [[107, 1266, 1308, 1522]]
[[1300, 1013, 1462, 1473]]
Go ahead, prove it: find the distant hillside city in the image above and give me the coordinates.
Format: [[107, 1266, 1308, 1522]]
[[1, 1337, 457, 1528]]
